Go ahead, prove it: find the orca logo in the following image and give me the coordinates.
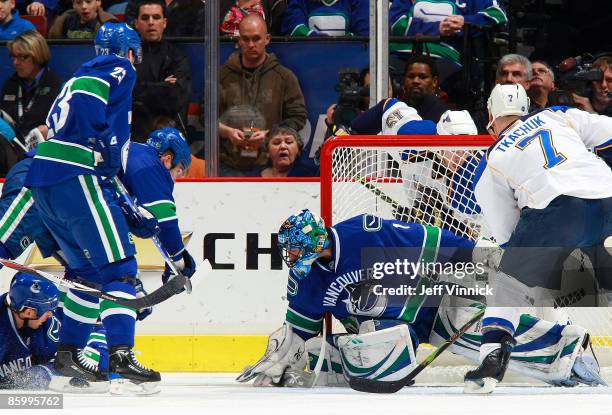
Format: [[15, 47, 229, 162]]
[[30, 282, 41, 294]]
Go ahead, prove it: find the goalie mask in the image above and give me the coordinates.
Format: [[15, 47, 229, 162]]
[[278, 209, 329, 279], [486, 84, 529, 134]]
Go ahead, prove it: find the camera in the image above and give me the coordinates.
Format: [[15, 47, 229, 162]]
[[548, 55, 603, 107], [333, 68, 369, 126]]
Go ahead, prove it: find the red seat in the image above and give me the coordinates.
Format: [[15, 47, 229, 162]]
[[21, 15, 47, 37], [114, 13, 125, 22]]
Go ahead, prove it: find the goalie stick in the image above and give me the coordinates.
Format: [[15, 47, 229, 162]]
[[348, 307, 485, 393], [0, 258, 188, 309]]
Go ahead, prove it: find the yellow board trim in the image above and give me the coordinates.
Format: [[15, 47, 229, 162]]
[[133, 335, 612, 372], [134, 335, 268, 372]]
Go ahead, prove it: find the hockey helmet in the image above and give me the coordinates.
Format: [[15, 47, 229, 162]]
[[95, 22, 142, 64], [8, 272, 59, 317], [147, 128, 192, 170], [277, 209, 330, 279], [486, 84, 530, 133], [437, 110, 478, 135]]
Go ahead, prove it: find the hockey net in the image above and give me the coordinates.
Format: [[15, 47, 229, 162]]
[[319, 135, 612, 371]]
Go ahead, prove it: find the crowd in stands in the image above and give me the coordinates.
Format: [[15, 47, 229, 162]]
[[0, 0, 610, 178]]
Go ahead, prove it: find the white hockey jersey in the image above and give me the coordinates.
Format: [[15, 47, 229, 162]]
[[473, 106, 612, 245]]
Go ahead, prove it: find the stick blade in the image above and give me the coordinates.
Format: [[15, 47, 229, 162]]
[[348, 377, 405, 394]]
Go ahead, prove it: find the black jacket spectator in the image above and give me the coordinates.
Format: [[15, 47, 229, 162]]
[[132, 40, 192, 141], [125, 0, 204, 36], [1, 67, 64, 138], [409, 94, 448, 123]]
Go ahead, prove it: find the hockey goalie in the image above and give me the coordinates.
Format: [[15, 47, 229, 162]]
[[236, 209, 606, 390]]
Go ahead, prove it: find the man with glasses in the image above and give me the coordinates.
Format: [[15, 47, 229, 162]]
[[528, 61, 556, 110]]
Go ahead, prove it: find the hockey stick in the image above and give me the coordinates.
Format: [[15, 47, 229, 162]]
[[348, 307, 485, 393], [112, 177, 192, 294], [0, 258, 187, 309]]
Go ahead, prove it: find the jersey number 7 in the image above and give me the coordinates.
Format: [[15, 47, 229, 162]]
[[515, 129, 567, 169]]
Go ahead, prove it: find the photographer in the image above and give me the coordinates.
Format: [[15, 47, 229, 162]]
[[572, 56, 612, 116]]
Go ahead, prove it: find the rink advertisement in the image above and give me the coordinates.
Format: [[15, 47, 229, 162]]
[[0, 180, 320, 371]]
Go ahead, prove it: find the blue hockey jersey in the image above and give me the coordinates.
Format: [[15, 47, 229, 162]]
[[0, 157, 60, 259], [284, 215, 475, 340], [26, 54, 136, 187], [0, 294, 60, 382], [121, 143, 184, 258], [389, 0, 507, 65], [282, 0, 369, 36]]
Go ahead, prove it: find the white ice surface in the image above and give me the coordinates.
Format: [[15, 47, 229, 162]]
[[2, 373, 612, 415]]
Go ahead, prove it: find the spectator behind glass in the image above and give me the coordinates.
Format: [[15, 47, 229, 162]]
[[495, 53, 538, 112], [572, 56, 612, 117], [0, 30, 64, 176], [261, 125, 303, 177], [399, 55, 448, 122], [151, 115, 205, 178], [0, 0, 35, 40], [389, 0, 507, 78], [125, 0, 204, 36], [220, 0, 286, 37], [216, 13, 307, 176], [48, 0, 116, 38], [131, 0, 192, 141], [528, 61, 555, 110], [15, 0, 60, 18], [282, 0, 368, 36], [495, 53, 532, 89]]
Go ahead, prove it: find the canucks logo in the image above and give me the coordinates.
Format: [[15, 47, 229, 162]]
[[363, 214, 382, 232]]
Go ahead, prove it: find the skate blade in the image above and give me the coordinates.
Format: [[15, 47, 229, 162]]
[[48, 376, 109, 394], [109, 378, 160, 396], [463, 378, 497, 394]]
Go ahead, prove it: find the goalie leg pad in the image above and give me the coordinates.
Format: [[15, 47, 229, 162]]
[[338, 323, 417, 382], [303, 335, 346, 387], [432, 296, 597, 385]]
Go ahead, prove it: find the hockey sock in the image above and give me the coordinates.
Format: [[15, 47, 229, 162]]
[[60, 289, 100, 347], [100, 280, 136, 347]]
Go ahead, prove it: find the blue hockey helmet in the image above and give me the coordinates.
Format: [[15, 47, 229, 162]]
[[8, 272, 59, 317], [95, 22, 142, 64], [277, 209, 330, 279], [147, 128, 192, 170]]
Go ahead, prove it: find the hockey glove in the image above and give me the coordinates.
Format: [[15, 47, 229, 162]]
[[162, 249, 196, 285], [120, 202, 160, 239], [93, 129, 121, 178], [133, 278, 153, 320]]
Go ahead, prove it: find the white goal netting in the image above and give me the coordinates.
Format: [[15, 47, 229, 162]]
[[320, 135, 612, 367]]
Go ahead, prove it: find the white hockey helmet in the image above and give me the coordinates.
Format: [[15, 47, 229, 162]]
[[486, 83, 530, 132], [436, 110, 478, 135]]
